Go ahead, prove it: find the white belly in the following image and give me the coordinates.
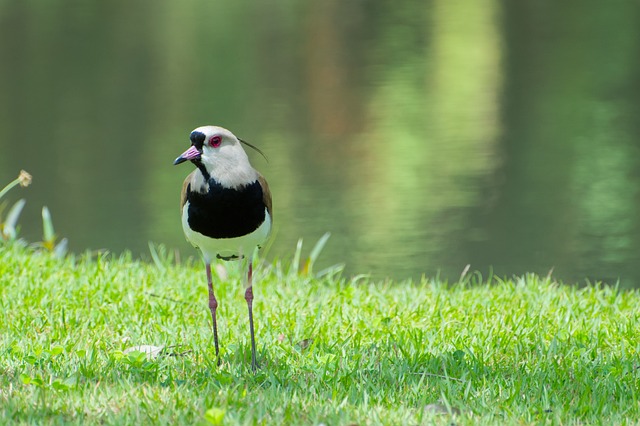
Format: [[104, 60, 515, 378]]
[[182, 203, 271, 262]]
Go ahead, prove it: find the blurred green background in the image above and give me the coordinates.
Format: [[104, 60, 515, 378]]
[[1, 0, 640, 285]]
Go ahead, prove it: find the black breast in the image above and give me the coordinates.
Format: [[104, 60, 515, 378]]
[[187, 179, 266, 239]]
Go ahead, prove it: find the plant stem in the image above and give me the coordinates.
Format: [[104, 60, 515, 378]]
[[0, 177, 21, 201]]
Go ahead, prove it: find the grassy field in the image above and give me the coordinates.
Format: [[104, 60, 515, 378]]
[[1, 241, 640, 425]]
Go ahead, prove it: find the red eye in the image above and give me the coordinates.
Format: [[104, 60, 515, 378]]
[[209, 136, 222, 147]]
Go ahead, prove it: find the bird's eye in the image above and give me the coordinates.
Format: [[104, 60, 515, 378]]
[[209, 136, 222, 147]]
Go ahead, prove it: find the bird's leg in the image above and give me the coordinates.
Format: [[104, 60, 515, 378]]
[[245, 261, 257, 371], [205, 262, 220, 365]]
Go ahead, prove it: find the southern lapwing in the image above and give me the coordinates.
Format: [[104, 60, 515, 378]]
[[174, 125, 272, 371]]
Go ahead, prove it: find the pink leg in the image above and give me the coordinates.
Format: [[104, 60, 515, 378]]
[[245, 262, 257, 371], [206, 262, 220, 364]]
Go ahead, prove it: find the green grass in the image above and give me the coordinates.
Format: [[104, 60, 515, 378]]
[[1, 242, 640, 425]]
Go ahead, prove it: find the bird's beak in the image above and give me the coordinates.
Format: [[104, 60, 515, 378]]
[[174, 145, 202, 165]]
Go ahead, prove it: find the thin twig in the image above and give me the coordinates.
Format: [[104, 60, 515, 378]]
[[146, 292, 192, 306]]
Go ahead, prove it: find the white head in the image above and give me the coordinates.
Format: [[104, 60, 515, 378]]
[[174, 125, 258, 188]]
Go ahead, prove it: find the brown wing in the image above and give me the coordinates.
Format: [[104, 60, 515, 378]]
[[258, 173, 273, 219], [180, 170, 195, 212]]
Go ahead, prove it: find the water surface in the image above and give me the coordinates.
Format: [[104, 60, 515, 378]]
[[2, 1, 640, 286]]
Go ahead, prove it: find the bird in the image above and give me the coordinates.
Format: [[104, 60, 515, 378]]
[[173, 125, 272, 371]]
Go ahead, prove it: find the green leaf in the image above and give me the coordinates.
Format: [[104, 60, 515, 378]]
[[19, 373, 31, 385], [49, 346, 64, 356], [148, 242, 166, 271], [42, 206, 56, 246], [3, 199, 26, 240], [204, 407, 226, 425], [52, 378, 70, 391], [304, 232, 331, 275], [291, 238, 303, 276], [54, 238, 68, 258], [30, 376, 44, 387]]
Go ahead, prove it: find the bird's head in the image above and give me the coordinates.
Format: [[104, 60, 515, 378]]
[[173, 125, 249, 167], [174, 125, 266, 187]]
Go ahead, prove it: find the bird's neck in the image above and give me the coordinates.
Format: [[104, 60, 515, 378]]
[[195, 162, 210, 181], [192, 160, 259, 191]]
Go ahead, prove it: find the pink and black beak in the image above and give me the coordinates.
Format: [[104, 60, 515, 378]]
[[173, 145, 201, 165], [173, 131, 206, 165]]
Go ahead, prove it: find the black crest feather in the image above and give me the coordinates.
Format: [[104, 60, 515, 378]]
[[238, 138, 268, 162]]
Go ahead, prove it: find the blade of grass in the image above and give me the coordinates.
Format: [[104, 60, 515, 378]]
[[3, 199, 26, 240]]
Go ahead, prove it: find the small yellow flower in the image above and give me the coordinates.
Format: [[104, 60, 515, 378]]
[[18, 170, 32, 188]]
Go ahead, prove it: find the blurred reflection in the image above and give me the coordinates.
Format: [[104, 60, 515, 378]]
[[1, 0, 639, 286]]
